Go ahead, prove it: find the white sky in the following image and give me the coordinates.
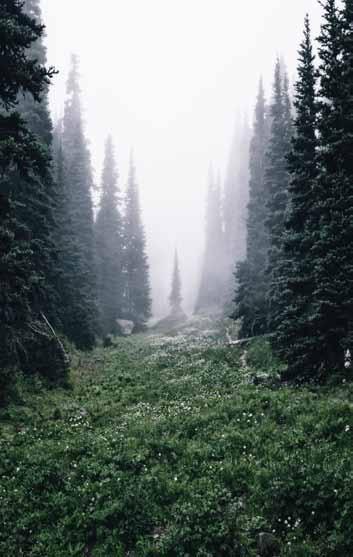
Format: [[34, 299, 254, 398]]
[[41, 0, 323, 317]]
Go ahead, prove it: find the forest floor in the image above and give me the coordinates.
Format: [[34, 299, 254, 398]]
[[2, 317, 353, 556]]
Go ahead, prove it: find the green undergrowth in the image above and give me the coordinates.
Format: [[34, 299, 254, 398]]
[[1, 325, 353, 556]]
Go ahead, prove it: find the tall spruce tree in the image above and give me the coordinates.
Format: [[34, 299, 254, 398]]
[[223, 117, 251, 310], [95, 136, 124, 335], [265, 59, 293, 333], [0, 0, 56, 384], [195, 169, 227, 314], [272, 16, 319, 379], [123, 155, 152, 328], [60, 55, 98, 349], [169, 250, 183, 316], [233, 80, 270, 336], [309, 0, 353, 374], [15, 0, 61, 332], [341, 0, 353, 358]]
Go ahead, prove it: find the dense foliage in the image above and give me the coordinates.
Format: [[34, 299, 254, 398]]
[[0, 0, 65, 391], [2, 325, 353, 556], [234, 2, 353, 382], [272, 17, 319, 380]]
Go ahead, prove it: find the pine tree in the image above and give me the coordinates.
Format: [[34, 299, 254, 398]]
[[169, 250, 183, 316], [0, 0, 56, 385], [340, 0, 353, 357], [20, 0, 52, 144], [272, 16, 319, 379], [223, 117, 251, 310], [95, 136, 124, 336], [308, 0, 353, 374], [233, 80, 270, 336], [195, 169, 227, 314], [266, 59, 293, 333], [60, 55, 98, 349], [123, 155, 152, 329], [14, 0, 61, 332], [52, 121, 78, 333]]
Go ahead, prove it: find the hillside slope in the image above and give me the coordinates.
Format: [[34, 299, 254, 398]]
[[1, 321, 353, 556]]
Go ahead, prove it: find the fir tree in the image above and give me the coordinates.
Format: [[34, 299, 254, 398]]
[[0, 0, 56, 383], [95, 136, 124, 336], [223, 117, 251, 310], [309, 0, 353, 374], [60, 55, 98, 349], [15, 0, 61, 331], [233, 80, 270, 336], [123, 155, 152, 328], [272, 16, 319, 379], [195, 169, 227, 314], [169, 250, 183, 316], [265, 59, 293, 333]]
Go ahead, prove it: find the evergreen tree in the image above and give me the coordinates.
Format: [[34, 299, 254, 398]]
[[223, 116, 251, 263], [20, 0, 52, 144], [272, 16, 319, 379], [265, 59, 293, 332], [123, 155, 152, 328], [60, 55, 98, 349], [95, 136, 124, 336], [223, 117, 251, 309], [52, 121, 78, 332], [233, 80, 270, 336], [195, 169, 227, 314], [0, 0, 56, 384], [15, 0, 60, 330], [169, 250, 183, 315], [309, 0, 353, 374]]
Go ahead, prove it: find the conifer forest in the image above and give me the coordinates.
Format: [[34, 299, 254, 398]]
[[4, 1, 353, 555]]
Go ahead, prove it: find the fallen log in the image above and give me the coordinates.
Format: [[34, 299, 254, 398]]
[[226, 330, 273, 346]]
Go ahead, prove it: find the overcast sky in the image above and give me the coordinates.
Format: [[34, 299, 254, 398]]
[[41, 0, 323, 317]]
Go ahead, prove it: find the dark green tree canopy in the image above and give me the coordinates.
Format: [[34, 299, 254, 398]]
[[272, 15, 319, 379], [0, 0, 55, 111]]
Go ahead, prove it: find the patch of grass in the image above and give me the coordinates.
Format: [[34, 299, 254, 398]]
[[1, 329, 353, 556]]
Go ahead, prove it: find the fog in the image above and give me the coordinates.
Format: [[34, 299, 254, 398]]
[[41, 0, 322, 318]]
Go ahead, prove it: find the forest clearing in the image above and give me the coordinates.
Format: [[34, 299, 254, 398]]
[[3, 1, 353, 555], [1, 318, 353, 556]]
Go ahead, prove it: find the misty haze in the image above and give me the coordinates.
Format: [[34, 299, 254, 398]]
[[2, 0, 353, 555]]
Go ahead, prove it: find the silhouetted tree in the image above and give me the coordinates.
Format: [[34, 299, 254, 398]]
[[169, 250, 183, 315], [60, 55, 98, 349], [223, 116, 251, 310], [123, 155, 152, 328], [95, 136, 124, 335], [233, 80, 270, 336], [265, 58, 293, 332], [195, 169, 227, 314]]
